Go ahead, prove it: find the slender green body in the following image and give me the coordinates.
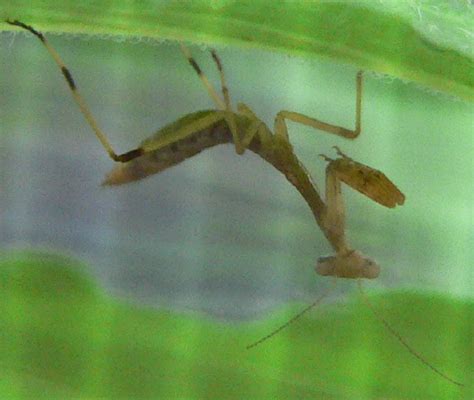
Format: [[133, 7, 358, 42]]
[[104, 110, 330, 248]]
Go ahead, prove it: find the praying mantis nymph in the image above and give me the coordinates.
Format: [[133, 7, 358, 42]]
[[6, 20, 463, 387]]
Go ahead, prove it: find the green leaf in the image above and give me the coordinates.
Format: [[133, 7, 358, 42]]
[[1, 251, 472, 399], [2, 0, 473, 101]]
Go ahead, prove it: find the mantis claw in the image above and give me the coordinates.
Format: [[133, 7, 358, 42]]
[[319, 153, 333, 162], [333, 145, 350, 159]]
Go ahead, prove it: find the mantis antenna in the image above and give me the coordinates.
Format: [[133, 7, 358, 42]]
[[247, 148, 462, 387], [246, 278, 337, 350], [247, 279, 464, 387], [357, 281, 464, 387]]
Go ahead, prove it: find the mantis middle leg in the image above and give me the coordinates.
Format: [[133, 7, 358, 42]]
[[274, 71, 363, 142]]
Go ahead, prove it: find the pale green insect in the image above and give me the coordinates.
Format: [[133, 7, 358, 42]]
[[7, 20, 463, 387], [5, 20, 400, 267]]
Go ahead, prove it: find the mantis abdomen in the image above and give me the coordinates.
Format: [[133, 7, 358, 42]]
[[103, 117, 232, 185]]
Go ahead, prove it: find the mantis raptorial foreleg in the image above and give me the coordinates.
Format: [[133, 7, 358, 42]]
[[319, 146, 405, 256], [314, 146, 405, 279], [325, 146, 405, 208]]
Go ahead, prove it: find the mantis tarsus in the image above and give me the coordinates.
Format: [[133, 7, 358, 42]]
[[6, 19, 463, 387]]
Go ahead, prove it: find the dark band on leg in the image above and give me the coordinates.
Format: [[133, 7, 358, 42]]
[[61, 66, 76, 90], [188, 58, 202, 76], [6, 19, 45, 42], [210, 50, 223, 71]]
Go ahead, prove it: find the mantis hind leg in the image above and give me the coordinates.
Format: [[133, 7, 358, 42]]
[[179, 44, 244, 155], [6, 19, 141, 163]]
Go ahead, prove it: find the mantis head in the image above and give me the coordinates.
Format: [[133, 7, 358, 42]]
[[316, 250, 380, 279]]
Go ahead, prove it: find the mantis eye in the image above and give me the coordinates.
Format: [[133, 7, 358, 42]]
[[315, 255, 337, 277], [362, 258, 380, 279]]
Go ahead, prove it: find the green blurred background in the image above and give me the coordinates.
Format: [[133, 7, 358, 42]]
[[0, 7, 473, 399]]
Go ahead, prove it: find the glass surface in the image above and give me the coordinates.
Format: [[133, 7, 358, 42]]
[[1, 32, 472, 398]]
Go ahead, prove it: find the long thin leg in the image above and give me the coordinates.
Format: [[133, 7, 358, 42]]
[[274, 71, 363, 141], [6, 20, 142, 163], [237, 102, 279, 149], [210, 50, 232, 112], [210, 50, 242, 155], [180, 44, 245, 154], [179, 43, 225, 110], [237, 102, 258, 119]]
